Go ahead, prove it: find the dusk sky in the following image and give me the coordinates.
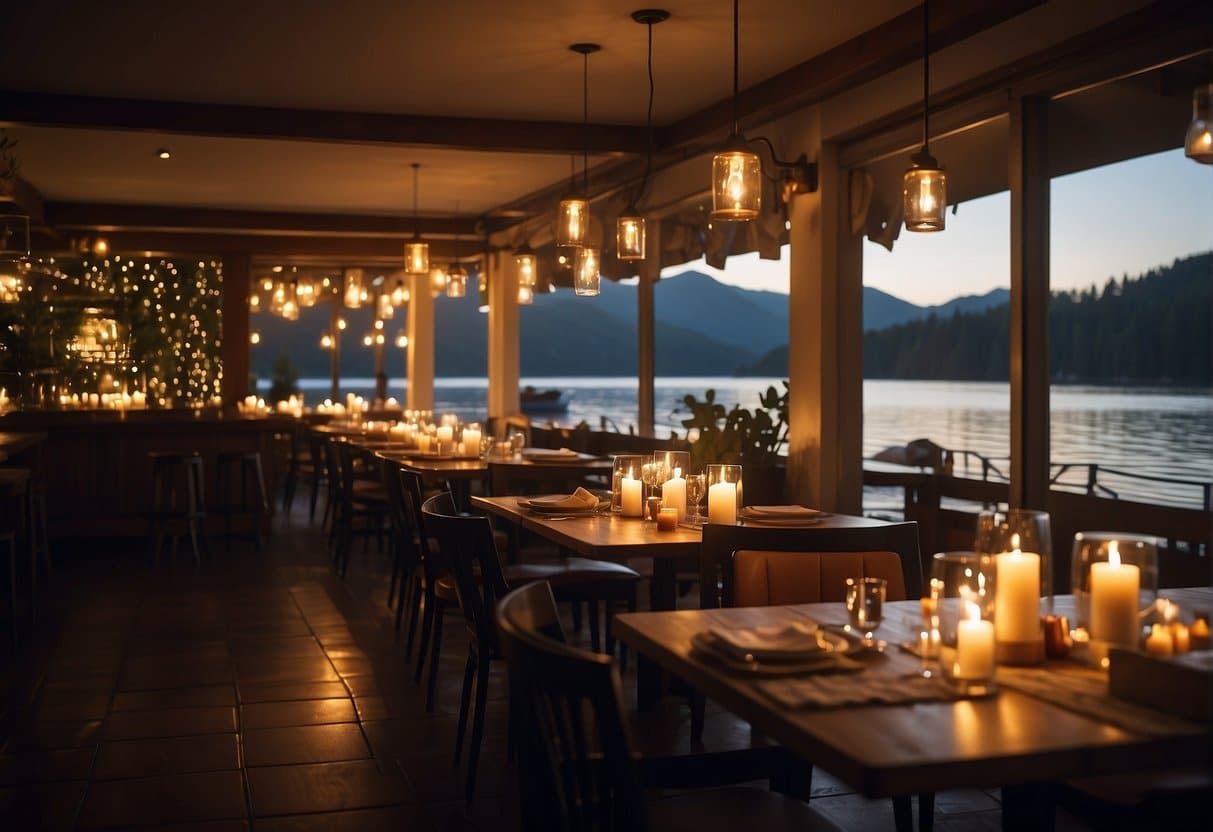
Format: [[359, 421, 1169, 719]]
[[669, 149, 1212, 307]]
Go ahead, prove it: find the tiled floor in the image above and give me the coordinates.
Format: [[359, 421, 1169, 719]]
[[1, 497, 1095, 830]]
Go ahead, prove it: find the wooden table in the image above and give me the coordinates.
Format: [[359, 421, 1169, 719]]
[[614, 591, 1212, 829], [0, 431, 47, 464]]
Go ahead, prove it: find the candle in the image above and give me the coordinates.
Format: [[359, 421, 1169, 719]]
[[1145, 623, 1173, 656], [995, 535, 1041, 644], [1189, 617, 1210, 649], [1170, 622, 1190, 654], [460, 427, 481, 457], [661, 467, 686, 523], [1089, 541, 1141, 647], [621, 475, 643, 517], [132, 391, 146, 409], [656, 507, 678, 531], [707, 480, 738, 525], [436, 425, 453, 443], [417, 433, 432, 453], [955, 600, 996, 679]]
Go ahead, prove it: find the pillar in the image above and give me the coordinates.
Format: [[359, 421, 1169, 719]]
[[406, 271, 434, 410], [637, 218, 660, 436], [786, 136, 864, 515], [220, 252, 251, 406], [487, 249, 520, 421], [329, 298, 341, 402]]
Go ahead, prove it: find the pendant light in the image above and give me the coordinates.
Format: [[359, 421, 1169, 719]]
[[517, 284, 534, 305], [404, 163, 430, 273], [903, 0, 947, 232], [557, 44, 600, 248], [515, 241, 537, 288], [573, 246, 601, 296], [711, 0, 761, 221], [446, 201, 468, 298], [1185, 83, 1213, 164], [281, 280, 299, 320], [343, 267, 365, 309], [429, 264, 448, 296], [617, 10, 668, 260], [376, 291, 394, 320], [390, 277, 410, 306]]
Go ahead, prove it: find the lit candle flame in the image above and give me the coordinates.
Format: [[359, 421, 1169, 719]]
[[1108, 540, 1121, 568]]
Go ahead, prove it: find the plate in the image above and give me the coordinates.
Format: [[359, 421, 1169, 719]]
[[690, 630, 861, 676]]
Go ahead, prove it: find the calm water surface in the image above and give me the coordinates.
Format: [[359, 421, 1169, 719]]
[[282, 377, 1212, 508]]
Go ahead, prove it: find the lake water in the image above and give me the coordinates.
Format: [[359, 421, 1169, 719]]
[[277, 377, 1213, 509]]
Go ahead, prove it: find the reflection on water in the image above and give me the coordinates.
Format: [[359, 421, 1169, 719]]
[[281, 377, 1212, 509]]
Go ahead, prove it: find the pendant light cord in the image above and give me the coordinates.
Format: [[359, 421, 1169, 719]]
[[922, 0, 930, 153], [583, 49, 589, 195], [411, 163, 420, 238], [732, 0, 740, 136], [634, 20, 656, 205]]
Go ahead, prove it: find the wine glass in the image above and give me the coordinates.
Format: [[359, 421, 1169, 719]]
[[685, 473, 706, 524], [845, 577, 887, 650]]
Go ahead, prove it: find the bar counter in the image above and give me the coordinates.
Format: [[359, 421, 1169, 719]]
[[0, 409, 297, 539]]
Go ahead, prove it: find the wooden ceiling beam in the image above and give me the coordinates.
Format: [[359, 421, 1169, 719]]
[[0, 90, 648, 155], [43, 201, 495, 238], [65, 230, 475, 263]]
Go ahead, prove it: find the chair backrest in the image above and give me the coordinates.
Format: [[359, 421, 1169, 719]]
[[700, 521, 924, 609], [379, 456, 414, 554], [421, 493, 510, 654], [497, 582, 648, 832]]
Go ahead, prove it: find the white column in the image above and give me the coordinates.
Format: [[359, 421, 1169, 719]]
[[487, 249, 520, 421], [786, 136, 864, 514], [637, 218, 660, 436], [406, 271, 434, 411]]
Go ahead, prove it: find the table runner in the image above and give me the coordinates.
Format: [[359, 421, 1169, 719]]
[[754, 670, 961, 709]]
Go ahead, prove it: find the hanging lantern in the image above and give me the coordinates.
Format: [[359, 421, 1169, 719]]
[[573, 247, 601, 297], [404, 163, 430, 273], [903, 0, 947, 232], [395, 330, 409, 348], [711, 138, 761, 221], [248, 293, 261, 312], [376, 292, 394, 320], [269, 281, 287, 315], [616, 208, 646, 260], [477, 273, 489, 313], [446, 265, 468, 298], [343, 268, 365, 308], [556, 196, 589, 248], [320, 333, 334, 349], [336, 316, 347, 331], [517, 285, 534, 305], [515, 244, 537, 288], [390, 278, 410, 306], [430, 265, 448, 296], [295, 278, 317, 307], [249, 331, 261, 345], [281, 287, 299, 321], [1185, 83, 1213, 164]]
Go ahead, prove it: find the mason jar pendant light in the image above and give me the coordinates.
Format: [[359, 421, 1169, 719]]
[[617, 10, 668, 259], [711, 0, 761, 221], [514, 241, 537, 289], [903, 0, 947, 232], [446, 202, 468, 298], [343, 268, 365, 309], [1184, 82, 1213, 164], [573, 246, 601, 297], [557, 43, 600, 248], [517, 284, 534, 305], [404, 163, 430, 273], [429, 264, 448, 296], [390, 278, 410, 306]]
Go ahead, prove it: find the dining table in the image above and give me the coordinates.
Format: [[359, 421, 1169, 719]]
[[613, 587, 1212, 831]]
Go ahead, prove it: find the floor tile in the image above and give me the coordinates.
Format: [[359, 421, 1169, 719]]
[[238, 680, 350, 703], [93, 733, 240, 780], [246, 760, 412, 816], [0, 780, 87, 831], [5, 719, 102, 751], [233, 656, 339, 685], [255, 804, 432, 831], [111, 683, 237, 711], [78, 768, 246, 828], [242, 723, 370, 767], [100, 706, 237, 740], [34, 690, 112, 722], [118, 662, 235, 691], [0, 747, 95, 785], [241, 698, 356, 729]]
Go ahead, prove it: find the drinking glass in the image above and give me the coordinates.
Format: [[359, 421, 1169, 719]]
[[685, 474, 706, 524], [845, 577, 887, 649], [975, 508, 1053, 613], [1071, 532, 1158, 664], [931, 552, 998, 694]]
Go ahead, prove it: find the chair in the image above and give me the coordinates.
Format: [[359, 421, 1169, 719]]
[[326, 439, 388, 575], [698, 520, 932, 832], [497, 581, 843, 832], [215, 450, 268, 549], [282, 423, 324, 520], [422, 494, 642, 802], [147, 451, 209, 566]]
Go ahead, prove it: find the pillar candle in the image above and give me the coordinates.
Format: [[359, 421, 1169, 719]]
[[955, 602, 995, 679], [460, 428, 481, 457], [707, 481, 737, 525], [661, 467, 686, 523], [1089, 542, 1140, 647], [995, 545, 1041, 643], [621, 475, 643, 517], [436, 425, 453, 444], [1145, 624, 1173, 656], [417, 433, 432, 453]]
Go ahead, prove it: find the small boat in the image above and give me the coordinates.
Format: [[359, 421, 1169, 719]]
[[521, 386, 571, 414]]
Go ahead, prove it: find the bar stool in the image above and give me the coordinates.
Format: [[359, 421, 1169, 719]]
[[216, 450, 268, 549], [0, 471, 26, 645], [148, 451, 209, 566]]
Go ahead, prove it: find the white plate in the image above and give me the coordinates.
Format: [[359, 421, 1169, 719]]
[[690, 630, 861, 676]]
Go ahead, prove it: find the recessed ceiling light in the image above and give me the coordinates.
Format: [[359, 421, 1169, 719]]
[[156, 148, 171, 160]]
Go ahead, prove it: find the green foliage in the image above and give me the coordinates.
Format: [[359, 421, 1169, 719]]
[[679, 382, 789, 468], [268, 351, 300, 403]]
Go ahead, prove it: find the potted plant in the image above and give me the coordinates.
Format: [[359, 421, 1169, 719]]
[[678, 382, 789, 505]]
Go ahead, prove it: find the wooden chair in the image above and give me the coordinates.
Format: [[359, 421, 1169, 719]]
[[698, 520, 932, 832], [327, 439, 388, 576], [497, 581, 843, 832], [422, 494, 642, 802]]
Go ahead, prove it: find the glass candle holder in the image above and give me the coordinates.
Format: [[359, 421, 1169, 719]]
[[612, 455, 646, 517], [975, 508, 1052, 665], [931, 552, 998, 695], [1071, 532, 1158, 660], [705, 464, 743, 525], [652, 451, 690, 523]]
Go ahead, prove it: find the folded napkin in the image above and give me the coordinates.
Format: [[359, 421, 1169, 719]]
[[525, 487, 599, 510], [755, 671, 958, 710], [706, 621, 824, 661], [739, 505, 827, 526]]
